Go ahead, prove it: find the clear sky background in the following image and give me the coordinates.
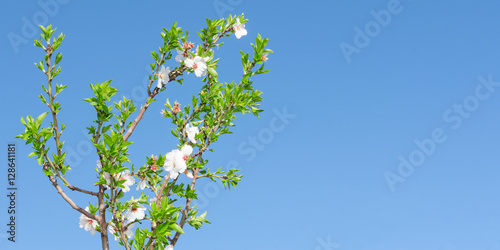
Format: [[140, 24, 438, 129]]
[[1, 0, 500, 249]]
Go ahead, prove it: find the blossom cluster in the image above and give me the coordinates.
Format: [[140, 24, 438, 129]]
[[97, 161, 136, 193], [108, 223, 134, 241], [74, 16, 250, 249], [163, 123, 200, 179], [79, 203, 147, 242], [107, 203, 146, 241], [176, 42, 210, 78], [83, 124, 200, 239], [171, 19, 247, 79]]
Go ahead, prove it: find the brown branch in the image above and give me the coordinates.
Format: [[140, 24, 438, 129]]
[[123, 66, 187, 142], [54, 172, 98, 196], [171, 168, 199, 246], [170, 172, 199, 245], [43, 150, 98, 197], [130, 24, 236, 248], [42, 38, 103, 216], [155, 172, 171, 204], [204, 26, 234, 51], [98, 184, 110, 250], [66, 181, 99, 196], [47, 173, 96, 220], [124, 25, 234, 143], [145, 172, 173, 250], [117, 218, 131, 250], [44, 45, 63, 158]]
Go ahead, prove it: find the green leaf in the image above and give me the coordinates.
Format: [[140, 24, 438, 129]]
[[151, 51, 159, 62], [155, 223, 169, 236], [55, 84, 67, 96], [35, 112, 49, 129], [35, 62, 44, 71], [207, 67, 218, 77], [37, 155, 44, 165], [55, 53, 63, 65], [170, 223, 185, 234], [34, 39, 43, 48], [38, 94, 47, 105], [39, 25, 47, 36], [42, 167, 54, 175]]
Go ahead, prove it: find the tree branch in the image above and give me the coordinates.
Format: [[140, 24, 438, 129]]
[[47, 173, 96, 221], [98, 184, 110, 250], [171, 168, 199, 246], [54, 171, 99, 196], [123, 66, 187, 142], [124, 25, 234, 143]]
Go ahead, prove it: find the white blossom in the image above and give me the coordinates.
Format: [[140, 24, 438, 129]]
[[97, 160, 113, 188], [156, 65, 171, 88], [233, 19, 247, 39], [137, 177, 147, 190], [164, 150, 179, 179], [165, 245, 174, 250], [98, 166, 135, 192], [185, 123, 200, 144], [102, 172, 112, 187], [124, 224, 135, 239], [180, 145, 193, 160], [118, 170, 135, 193], [184, 56, 208, 77], [163, 145, 193, 179], [108, 223, 135, 241], [124, 204, 147, 222], [175, 49, 188, 62], [79, 207, 98, 236], [108, 225, 120, 241]]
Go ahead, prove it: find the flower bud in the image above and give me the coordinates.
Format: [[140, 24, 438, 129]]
[[172, 102, 181, 114], [183, 41, 194, 50], [151, 165, 158, 172], [185, 170, 194, 179], [261, 54, 269, 62]]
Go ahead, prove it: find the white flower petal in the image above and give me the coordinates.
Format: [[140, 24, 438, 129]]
[[233, 19, 247, 39], [79, 207, 98, 236], [124, 224, 135, 239], [124, 204, 146, 221], [175, 49, 186, 62], [181, 145, 193, 156], [186, 124, 200, 144], [184, 58, 194, 67]]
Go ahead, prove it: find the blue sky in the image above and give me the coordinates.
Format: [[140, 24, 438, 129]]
[[2, 0, 500, 249]]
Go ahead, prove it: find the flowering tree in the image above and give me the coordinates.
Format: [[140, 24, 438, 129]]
[[16, 14, 271, 250]]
